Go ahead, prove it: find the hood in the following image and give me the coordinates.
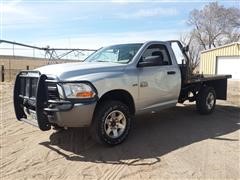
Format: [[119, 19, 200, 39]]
[[36, 62, 126, 80]]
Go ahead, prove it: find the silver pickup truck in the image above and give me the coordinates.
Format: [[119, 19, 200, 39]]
[[14, 40, 231, 145]]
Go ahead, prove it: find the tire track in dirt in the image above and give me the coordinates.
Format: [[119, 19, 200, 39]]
[[99, 157, 142, 180], [99, 162, 127, 180], [0, 158, 17, 169]]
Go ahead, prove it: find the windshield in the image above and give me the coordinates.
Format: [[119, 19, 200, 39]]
[[85, 43, 143, 64]]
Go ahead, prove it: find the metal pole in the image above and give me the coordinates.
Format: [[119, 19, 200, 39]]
[[13, 43, 15, 57], [8, 58, 11, 82], [1, 65, 4, 82]]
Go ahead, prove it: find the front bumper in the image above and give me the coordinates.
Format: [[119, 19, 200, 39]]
[[52, 102, 96, 127], [13, 71, 97, 130]]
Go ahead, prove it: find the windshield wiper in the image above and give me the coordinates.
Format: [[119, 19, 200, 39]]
[[96, 60, 110, 62], [95, 60, 121, 64], [90, 60, 125, 64]]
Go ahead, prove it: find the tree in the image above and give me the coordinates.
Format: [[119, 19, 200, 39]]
[[180, 33, 201, 73], [188, 2, 240, 50], [181, 2, 240, 73]]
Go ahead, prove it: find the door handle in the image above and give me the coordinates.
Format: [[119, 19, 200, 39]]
[[167, 71, 176, 75]]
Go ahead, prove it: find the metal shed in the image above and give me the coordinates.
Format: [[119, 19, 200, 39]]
[[200, 42, 240, 79]]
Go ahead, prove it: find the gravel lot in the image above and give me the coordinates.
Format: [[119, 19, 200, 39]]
[[0, 81, 239, 179]]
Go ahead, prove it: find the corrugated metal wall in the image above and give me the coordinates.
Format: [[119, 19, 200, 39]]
[[200, 43, 240, 74]]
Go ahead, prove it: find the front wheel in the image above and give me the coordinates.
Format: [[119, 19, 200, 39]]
[[196, 87, 216, 114], [90, 101, 132, 145]]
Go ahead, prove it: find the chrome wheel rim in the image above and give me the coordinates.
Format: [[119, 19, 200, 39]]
[[206, 92, 215, 110], [104, 110, 127, 138]]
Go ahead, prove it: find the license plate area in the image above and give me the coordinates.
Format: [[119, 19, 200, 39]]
[[28, 109, 37, 120], [22, 108, 38, 127]]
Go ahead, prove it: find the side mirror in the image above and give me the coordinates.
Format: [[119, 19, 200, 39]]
[[138, 56, 163, 67], [182, 45, 189, 52]]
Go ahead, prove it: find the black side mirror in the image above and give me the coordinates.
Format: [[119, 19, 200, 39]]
[[138, 56, 163, 67], [182, 45, 189, 52]]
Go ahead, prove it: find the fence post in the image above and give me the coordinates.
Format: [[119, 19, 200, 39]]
[[1, 65, 4, 82]]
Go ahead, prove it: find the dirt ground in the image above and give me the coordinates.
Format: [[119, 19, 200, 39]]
[[0, 81, 239, 180]]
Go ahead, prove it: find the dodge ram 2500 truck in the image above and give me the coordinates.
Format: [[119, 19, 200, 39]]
[[14, 40, 231, 145]]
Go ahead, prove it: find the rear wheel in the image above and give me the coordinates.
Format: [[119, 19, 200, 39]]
[[90, 101, 131, 145], [196, 87, 216, 114]]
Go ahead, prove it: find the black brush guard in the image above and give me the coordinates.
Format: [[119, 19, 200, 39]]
[[14, 71, 51, 131]]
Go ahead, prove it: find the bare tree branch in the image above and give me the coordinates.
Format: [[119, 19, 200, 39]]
[[188, 2, 240, 50], [182, 2, 240, 74]]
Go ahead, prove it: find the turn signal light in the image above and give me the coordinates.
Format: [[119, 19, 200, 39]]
[[76, 91, 94, 98]]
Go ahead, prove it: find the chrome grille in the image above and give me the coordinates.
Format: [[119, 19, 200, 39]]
[[47, 84, 59, 100], [19, 77, 38, 98]]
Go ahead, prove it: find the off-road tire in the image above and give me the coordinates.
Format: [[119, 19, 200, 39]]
[[196, 86, 216, 114], [90, 100, 131, 146]]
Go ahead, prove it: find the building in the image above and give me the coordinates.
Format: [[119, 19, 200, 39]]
[[0, 55, 76, 82], [200, 42, 240, 80]]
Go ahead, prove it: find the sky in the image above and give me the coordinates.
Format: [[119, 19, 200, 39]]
[[0, 0, 239, 58]]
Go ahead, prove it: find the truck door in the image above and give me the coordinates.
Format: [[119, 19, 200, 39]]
[[137, 43, 181, 111]]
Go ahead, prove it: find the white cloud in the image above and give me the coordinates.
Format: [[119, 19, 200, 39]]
[[1, 0, 25, 14], [117, 7, 178, 19], [1, 0, 47, 29]]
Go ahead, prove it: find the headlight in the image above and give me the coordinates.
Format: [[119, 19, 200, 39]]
[[60, 83, 96, 99]]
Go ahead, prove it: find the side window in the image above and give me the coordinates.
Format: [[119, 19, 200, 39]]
[[141, 44, 172, 66], [171, 42, 185, 64]]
